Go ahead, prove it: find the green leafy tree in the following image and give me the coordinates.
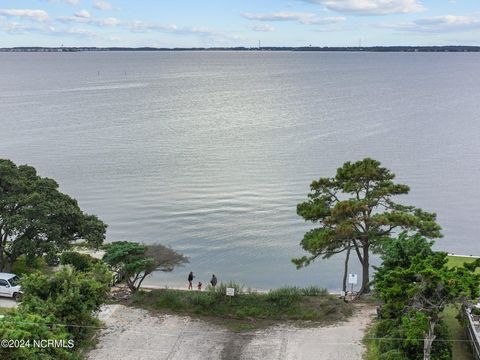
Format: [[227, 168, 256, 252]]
[[374, 235, 480, 360], [103, 241, 188, 293], [0, 159, 107, 271], [293, 158, 442, 294]]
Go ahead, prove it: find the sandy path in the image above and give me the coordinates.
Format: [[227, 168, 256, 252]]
[[87, 304, 375, 360], [0, 298, 17, 308]]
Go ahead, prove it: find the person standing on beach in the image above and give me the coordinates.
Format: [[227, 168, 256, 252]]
[[210, 274, 217, 290], [188, 271, 194, 290]]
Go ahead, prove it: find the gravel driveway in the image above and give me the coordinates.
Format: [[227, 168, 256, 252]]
[[88, 304, 374, 360], [0, 298, 17, 309]]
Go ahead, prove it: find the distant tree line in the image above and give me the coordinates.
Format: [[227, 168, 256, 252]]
[[2, 46, 480, 52]]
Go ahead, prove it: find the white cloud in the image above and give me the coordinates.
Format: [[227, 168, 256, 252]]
[[377, 15, 480, 32], [75, 10, 90, 18], [128, 21, 216, 36], [100, 17, 120, 26], [57, 14, 120, 26], [242, 12, 345, 25], [414, 15, 477, 27], [46, 0, 80, 5], [248, 24, 275, 32], [93, 1, 113, 10], [55, 15, 216, 36], [0, 9, 49, 22], [2, 21, 44, 34], [303, 0, 425, 15]]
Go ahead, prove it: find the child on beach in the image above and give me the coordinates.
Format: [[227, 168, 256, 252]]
[[197, 282, 202, 291]]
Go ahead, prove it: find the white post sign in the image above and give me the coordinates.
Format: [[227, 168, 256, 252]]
[[348, 273, 358, 285], [226, 287, 235, 297]]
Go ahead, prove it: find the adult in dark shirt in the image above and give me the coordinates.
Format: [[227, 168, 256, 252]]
[[210, 274, 217, 290], [188, 271, 194, 290]]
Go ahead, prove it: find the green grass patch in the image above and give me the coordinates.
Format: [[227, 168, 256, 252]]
[[446, 256, 480, 274], [128, 284, 352, 331], [0, 307, 14, 316], [441, 305, 474, 360], [362, 322, 381, 360]]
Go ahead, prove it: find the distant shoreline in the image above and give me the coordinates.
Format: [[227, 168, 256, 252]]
[[2, 45, 480, 53]]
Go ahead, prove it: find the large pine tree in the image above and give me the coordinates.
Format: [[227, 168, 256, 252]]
[[293, 158, 442, 294]]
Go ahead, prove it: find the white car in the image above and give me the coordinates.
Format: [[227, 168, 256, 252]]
[[0, 273, 22, 302]]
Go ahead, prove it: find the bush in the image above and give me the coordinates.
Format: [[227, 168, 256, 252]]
[[301, 286, 328, 296], [19, 264, 111, 345], [60, 252, 98, 272], [471, 307, 480, 316], [189, 293, 215, 308], [11, 256, 52, 276], [373, 316, 452, 360], [211, 282, 245, 301], [44, 252, 60, 267], [130, 290, 186, 312], [266, 287, 302, 307], [379, 350, 409, 360], [0, 311, 80, 360]]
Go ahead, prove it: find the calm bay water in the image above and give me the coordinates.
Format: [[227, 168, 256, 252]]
[[1, 51, 479, 290]]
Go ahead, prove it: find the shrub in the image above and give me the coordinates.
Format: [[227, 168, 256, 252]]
[[212, 282, 244, 301], [160, 292, 186, 311], [189, 293, 215, 308], [379, 350, 409, 360], [19, 265, 111, 344], [44, 252, 60, 267], [301, 286, 328, 296], [373, 316, 452, 360], [60, 252, 97, 272], [0, 311, 80, 360], [471, 307, 480, 316], [11, 256, 52, 276], [266, 287, 302, 307]]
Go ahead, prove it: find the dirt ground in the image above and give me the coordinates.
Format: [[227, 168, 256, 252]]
[[87, 304, 375, 360]]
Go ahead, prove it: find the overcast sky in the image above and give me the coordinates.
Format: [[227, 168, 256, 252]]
[[1, 0, 480, 47]]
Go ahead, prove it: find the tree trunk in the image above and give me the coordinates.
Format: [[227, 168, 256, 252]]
[[3, 252, 15, 273], [0, 233, 5, 271], [0, 249, 13, 272], [126, 277, 137, 293], [424, 319, 436, 360], [360, 244, 370, 294], [136, 272, 150, 292], [4, 262, 12, 272], [0, 247, 4, 272], [342, 244, 351, 293]]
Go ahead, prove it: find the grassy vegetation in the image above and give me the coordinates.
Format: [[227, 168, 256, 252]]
[[128, 283, 353, 331], [446, 255, 480, 274], [362, 322, 380, 360], [441, 305, 474, 360], [0, 307, 13, 316]]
